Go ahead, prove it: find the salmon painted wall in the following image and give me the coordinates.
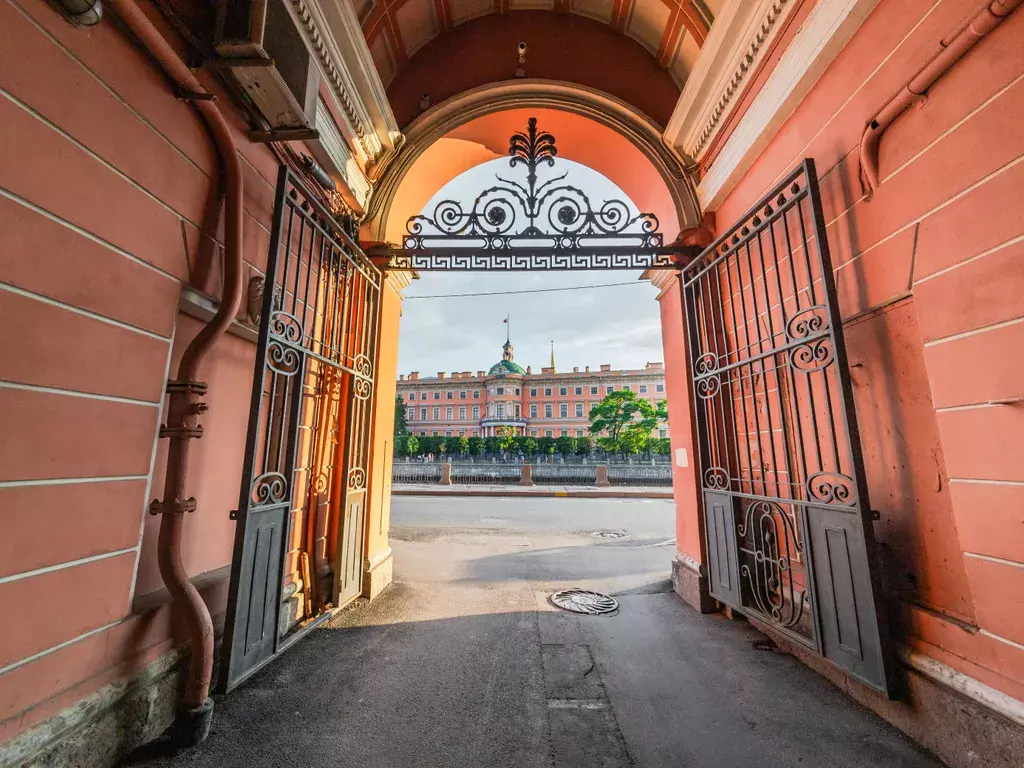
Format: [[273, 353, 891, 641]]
[[385, 12, 681, 129], [703, 0, 1024, 702], [0, 0, 277, 741]]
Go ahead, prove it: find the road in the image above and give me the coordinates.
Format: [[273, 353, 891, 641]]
[[140, 496, 939, 768]]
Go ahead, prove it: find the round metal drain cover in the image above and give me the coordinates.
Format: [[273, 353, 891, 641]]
[[550, 588, 619, 615], [593, 530, 627, 539]]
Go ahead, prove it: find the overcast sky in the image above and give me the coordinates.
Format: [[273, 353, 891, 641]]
[[396, 159, 664, 377]]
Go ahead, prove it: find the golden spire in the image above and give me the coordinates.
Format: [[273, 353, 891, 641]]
[[550, 340, 555, 370]]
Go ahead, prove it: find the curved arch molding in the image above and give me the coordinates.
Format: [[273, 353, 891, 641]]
[[362, 80, 702, 244]]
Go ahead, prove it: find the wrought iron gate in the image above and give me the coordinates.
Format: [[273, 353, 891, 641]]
[[682, 160, 892, 694], [219, 166, 381, 693]]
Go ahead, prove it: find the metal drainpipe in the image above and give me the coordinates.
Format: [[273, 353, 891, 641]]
[[105, 0, 244, 746], [859, 0, 1022, 197]]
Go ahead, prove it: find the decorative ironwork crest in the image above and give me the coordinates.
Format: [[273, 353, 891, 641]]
[[384, 118, 689, 271]]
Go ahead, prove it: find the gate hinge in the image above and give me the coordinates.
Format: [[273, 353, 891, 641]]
[[159, 424, 204, 440], [229, 509, 239, 520], [149, 497, 197, 516], [166, 379, 208, 396], [869, 509, 881, 521]]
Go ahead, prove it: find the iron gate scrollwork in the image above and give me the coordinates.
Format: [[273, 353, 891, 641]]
[[380, 118, 687, 272], [683, 160, 893, 694], [220, 166, 381, 693]]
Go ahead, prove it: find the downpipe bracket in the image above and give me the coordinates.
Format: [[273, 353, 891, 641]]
[[150, 497, 198, 516]]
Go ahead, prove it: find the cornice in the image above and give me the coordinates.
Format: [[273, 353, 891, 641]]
[[664, 0, 796, 163], [284, 0, 403, 172]]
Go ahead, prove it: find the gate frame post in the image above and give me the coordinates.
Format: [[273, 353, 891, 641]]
[[649, 267, 717, 614]]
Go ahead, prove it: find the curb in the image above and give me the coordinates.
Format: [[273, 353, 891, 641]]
[[392, 487, 673, 500]]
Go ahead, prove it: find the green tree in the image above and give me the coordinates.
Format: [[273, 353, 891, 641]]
[[456, 436, 470, 456], [394, 394, 409, 437], [468, 436, 484, 456], [575, 434, 594, 457], [405, 435, 420, 457], [483, 436, 501, 455], [496, 426, 517, 453], [537, 436, 555, 457], [437, 437, 448, 457], [521, 436, 537, 456], [589, 390, 668, 457], [555, 435, 576, 457]]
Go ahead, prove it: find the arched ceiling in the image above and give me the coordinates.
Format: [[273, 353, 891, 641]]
[[353, 0, 722, 127], [381, 107, 682, 244]]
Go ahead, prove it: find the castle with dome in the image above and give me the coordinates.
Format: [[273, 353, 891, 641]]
[[396, 336, 668, 439]]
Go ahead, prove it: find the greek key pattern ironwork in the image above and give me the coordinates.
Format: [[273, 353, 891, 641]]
[[385, 118, 686, 272]]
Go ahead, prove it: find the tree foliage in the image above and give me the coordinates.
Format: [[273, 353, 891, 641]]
[[393, 394, 409, 437], [588, 390, 668, 457]]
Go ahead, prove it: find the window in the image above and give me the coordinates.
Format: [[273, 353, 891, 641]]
[[590, 386, 598, 395], [656, 383, 665, 393], [433, 392, 440, 400], [459, 430, 465, 437], [544, 404, 552, 418], [473, 390, 480, 398], [530, 430, 538, 437], [530, 388, 537, 396], [407, 407, 415, 420], [515, 388, 520, 395], [559, 429, 567, 437], [575, 387, 582, 395], [545, 430, 553, 437], [445, 430, 452, 437], [559, 387, 567, 396], [459, 406, 466, 420], [432, 407, 440, 419], [473, 406, 480, 419], [589, 403, 596, 415], [432, 430, 439, 436], [530, 404, 538, 418], [514, 403, 520, 417], [639, 384, 648, 393], [445, 406, 453, 420], [496, 387, 505, 395], [606, 386, 613, 394], [575, 403, 583, 418], [659, 429, 668, 438], [459, 391, 467, 399], [446, 391, 453, 400], [420, 407, 427, 420], [560, 403, 568, 418], [496, 404, 505, 418], [575, 429, 584, 437], [419, 430, 426, 436], [544, 387, 552, 396], [472, 429, 479, 437]]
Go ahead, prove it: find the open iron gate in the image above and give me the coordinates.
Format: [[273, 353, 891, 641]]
[[219, 166, 381, 693], [682, 160, 893, 694]]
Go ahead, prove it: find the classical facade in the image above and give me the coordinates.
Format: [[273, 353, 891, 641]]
[[397, 340, 667, 439]]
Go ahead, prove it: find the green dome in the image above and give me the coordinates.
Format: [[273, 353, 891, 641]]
[[487, 359, 526, 377]]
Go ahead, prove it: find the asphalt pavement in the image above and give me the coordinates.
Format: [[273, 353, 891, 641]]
[[135, 496, 941, 768]]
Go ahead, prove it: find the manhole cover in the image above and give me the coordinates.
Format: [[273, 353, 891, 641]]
[[550, 588, 619, 615], [593, 530, 627, 539]]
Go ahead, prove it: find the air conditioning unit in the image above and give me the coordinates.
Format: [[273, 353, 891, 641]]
[[215, 0, 319, 132]]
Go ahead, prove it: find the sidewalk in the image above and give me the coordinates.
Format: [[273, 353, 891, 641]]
[[392, 483, 672, 499]]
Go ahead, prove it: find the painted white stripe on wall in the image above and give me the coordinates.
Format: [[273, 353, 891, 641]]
[[0, 475, 148, 489], [0, 547, 137, 587], [981, 629, 1024, 654], [949, 477, 1024, 487], [0, 87, 205, 232], [0, 618, 127, 678], [913, 233, 1024, 286], [924, 315, 1024, 347], [0, 186, 179, 283], [964, 551, 1024, 569], [0, 281, 172, 341], [0, 380, 162, 408]]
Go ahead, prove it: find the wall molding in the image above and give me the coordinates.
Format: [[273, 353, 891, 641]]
[[695, 0, 881, 210], [665, 0, 797, 162]]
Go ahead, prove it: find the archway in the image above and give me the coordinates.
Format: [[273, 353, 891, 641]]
[[362, 81, 702, 246]]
